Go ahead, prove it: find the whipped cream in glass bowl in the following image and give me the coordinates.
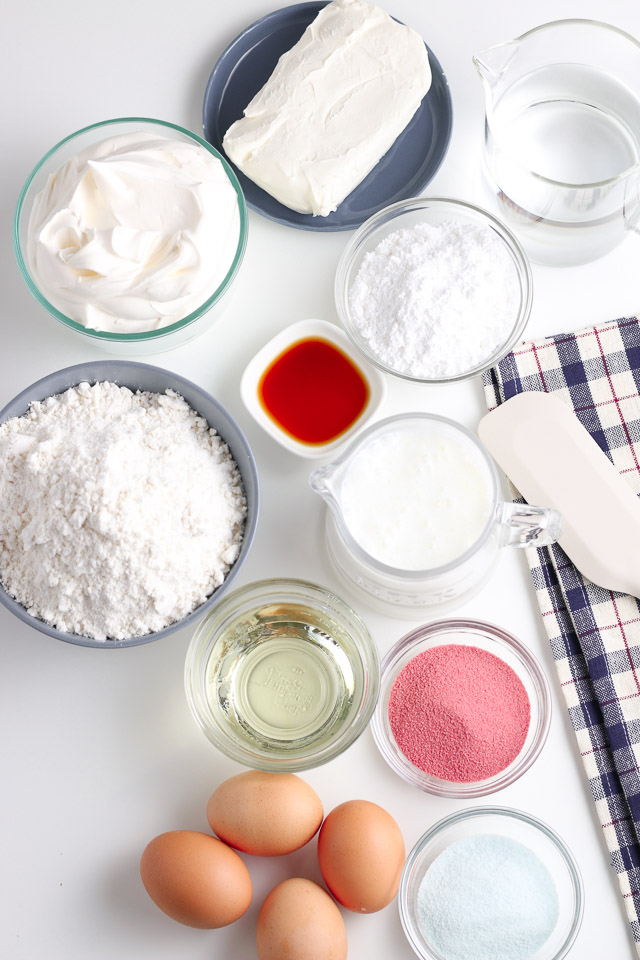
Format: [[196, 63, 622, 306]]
[[14, 118, 247, 354]]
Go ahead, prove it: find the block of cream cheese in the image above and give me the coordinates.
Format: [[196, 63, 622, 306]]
[[222, 0, 432, 217]]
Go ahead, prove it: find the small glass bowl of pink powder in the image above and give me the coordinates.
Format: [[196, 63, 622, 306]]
[[371, 618, 551, 798]]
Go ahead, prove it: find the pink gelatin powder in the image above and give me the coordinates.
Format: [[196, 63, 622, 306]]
[[388, 644, 531, 783]]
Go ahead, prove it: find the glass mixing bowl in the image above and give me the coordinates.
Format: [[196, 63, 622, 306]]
[[400, 806, 583, 960], [371, 618, 551, 798], [334, 196, 533, 383], [184, 578, 380, 771], [14, 118, 248, 355]]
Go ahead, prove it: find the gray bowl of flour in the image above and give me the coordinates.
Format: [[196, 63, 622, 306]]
[[0, 360, 259, 648]]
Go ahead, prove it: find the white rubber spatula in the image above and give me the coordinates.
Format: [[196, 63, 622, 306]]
[[478, 391, 640, 598]]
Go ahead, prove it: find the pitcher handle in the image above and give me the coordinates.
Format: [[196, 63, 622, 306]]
[[497, 502, 563, 548], [624, 172, 640, 235]]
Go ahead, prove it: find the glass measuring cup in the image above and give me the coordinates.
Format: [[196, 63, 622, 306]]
[[473, 19, 640, 266], [309, 414, 562, 616]]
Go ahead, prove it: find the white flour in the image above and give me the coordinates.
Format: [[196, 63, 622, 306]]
[[0, 381, 247, 641], [349, 221, 520, 378]]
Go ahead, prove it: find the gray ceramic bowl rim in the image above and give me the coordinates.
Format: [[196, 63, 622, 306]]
[[0, 360, 259, 648]]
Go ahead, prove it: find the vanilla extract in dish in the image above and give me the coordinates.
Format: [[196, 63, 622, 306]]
[[258, 337, 369, 445]]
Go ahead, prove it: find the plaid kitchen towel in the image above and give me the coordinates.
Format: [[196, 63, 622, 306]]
[[483, 316, 640, 952]]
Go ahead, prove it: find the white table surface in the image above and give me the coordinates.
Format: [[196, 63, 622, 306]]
[[2, 0, 640, 958]]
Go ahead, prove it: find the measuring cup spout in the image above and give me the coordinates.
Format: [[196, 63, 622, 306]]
[[309, 463, 339, 504], [472, 39, 520, 96]]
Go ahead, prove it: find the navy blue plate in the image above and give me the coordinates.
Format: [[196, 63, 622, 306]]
[[203, 1, 453, 231]]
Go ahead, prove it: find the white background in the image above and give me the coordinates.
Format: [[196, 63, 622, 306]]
[[2, 0, 640, 958]]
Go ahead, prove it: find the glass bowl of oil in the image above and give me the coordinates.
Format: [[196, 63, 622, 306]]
[[184, 578, 380, 771]]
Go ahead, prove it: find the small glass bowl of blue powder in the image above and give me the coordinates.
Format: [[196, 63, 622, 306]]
[[400, 807, 583, 960]]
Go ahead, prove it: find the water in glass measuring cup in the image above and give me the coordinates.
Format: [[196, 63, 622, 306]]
[[475, 20, 640, 265]]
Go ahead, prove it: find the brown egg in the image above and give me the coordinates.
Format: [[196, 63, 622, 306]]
[[257, 878, 347, 960], [207, 770, 323, 856], [139, 830, 252, 928], [317, 799, 405, 913]]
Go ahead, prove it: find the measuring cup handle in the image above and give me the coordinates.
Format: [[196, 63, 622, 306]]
[[497, 502, 563, 548], [624, 174, 640, 235]]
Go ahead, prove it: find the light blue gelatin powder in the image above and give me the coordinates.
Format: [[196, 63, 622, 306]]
[[417, 834, 559, 960]]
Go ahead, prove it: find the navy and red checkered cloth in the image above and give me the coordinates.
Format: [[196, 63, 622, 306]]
[[484, 316, 640, 952]]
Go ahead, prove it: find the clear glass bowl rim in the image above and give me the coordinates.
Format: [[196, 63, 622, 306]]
[[334, 195, 533, 384], [13, 116, 248, 342], [371, 617, 552, 798], [399, 805, 584, 960], [184, 576, 381, 772], [476, 18, 640, 190]]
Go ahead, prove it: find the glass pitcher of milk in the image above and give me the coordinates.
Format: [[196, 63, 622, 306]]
[[309, 414, 562, 616], [473, 19, 640, 266]]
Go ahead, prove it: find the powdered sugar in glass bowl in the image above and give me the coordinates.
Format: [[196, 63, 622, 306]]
[[371, 618, 551, 798], [335, 197, 532, 383]]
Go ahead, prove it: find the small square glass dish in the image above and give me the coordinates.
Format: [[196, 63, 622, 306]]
[[240, 319, 386, 457], [400, 807, 583, 960]]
